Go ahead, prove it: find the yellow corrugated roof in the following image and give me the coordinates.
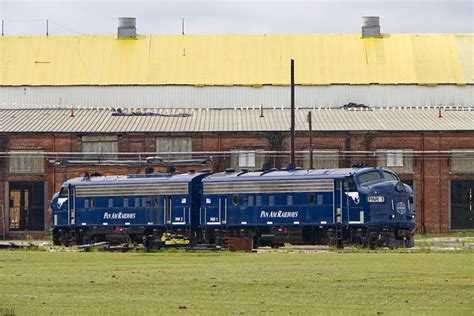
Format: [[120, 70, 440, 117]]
[[0, 34, 472, 86]]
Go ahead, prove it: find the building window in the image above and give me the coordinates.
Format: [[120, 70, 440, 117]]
[[376, 149, 413, 174], [156, 137, 192, 160], [239, 151, 256, 168], [302, 150, 339, 169], [387, 150, 404, 167], [231, 150, 265, 170], [451, 149, 474, 173], [81, 136, 118, 160], [9, 151, 44, 174]]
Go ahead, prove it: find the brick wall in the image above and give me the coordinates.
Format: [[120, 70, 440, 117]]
[[1, 130, 474, 236]]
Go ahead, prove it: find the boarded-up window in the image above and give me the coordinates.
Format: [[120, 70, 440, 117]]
[[451, 150, 474, 173], [239, 151, 256, 168], [231, 150, 265, 170], [387, 150, 404, 167], [9, 151, 44, 174], [82, 136, 118, 160], [376, 149, 413, 174], [156, 137, 192, 160], [302, 150, 339, 169]]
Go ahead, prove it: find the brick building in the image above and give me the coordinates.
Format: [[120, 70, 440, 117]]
[[0, 18, 473, 239], [0, 107, 473, 239]]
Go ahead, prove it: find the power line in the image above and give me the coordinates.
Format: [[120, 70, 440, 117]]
[[0, 18, 89, 35]]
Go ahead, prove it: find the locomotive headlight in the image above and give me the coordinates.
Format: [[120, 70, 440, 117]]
[[390, 214, 396, 219], [368, 195, 385, 203], [395, 182, 405, 192]]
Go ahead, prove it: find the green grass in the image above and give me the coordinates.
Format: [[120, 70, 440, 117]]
[[0, 251, 472, 315], [415, 231, 474, 240]]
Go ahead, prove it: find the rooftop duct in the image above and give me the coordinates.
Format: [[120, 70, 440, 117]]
[[362, 16, 381, 38], [117, 17, 136, 39]]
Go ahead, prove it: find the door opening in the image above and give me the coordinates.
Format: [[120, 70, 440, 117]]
[[451, 180, 474, 230], [9, 182, 44, 231]]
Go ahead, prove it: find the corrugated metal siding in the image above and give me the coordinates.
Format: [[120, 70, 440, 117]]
[[0, 34, 472, 86], [0, 85, 472, 108], [0, 108, 472, 133]]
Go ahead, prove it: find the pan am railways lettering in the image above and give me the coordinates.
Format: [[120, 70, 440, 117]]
[[103, 212, 136, 220], [260, 211, 298, 218]]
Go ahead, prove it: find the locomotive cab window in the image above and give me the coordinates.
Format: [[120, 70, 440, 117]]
[[59, 187, 68, 198], [344, 177, 357, 191], [383, 171, 399, 181], [358, 171, 382, 185]]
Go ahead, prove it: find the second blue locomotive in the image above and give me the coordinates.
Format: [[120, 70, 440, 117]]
[[51, 166, 416, 248]]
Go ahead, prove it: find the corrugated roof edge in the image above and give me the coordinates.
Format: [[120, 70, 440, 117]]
[[0, 83, 473, 87]]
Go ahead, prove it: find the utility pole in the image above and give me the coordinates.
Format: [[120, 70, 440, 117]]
[[308, 111, 313, 169], [290, 59, 295, 166]]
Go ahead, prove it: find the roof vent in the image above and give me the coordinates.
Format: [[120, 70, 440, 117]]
[[361, 16, 381, 38], [117, 17, 136, 39]]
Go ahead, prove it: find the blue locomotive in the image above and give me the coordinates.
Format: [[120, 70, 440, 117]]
[[51, 167, 416, 248], [51, 171, 209, 246]]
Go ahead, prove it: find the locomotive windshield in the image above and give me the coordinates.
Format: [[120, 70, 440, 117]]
[[58, 187, 68, 198], [358, 171, 382, 185], [382, 171, 399, 181]]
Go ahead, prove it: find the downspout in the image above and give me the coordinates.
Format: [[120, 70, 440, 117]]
[[439, 132, 442, 232], [421, 132, 425, 233]]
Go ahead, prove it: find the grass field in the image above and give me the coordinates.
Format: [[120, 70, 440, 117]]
[[0, 250, 472, 315]]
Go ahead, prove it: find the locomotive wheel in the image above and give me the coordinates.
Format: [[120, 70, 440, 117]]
[[405, 235, 415, 248], [367, 233, 378, 250], [58, 231, 70, 247], [386, 233, 398, 249], [52, 231, 61, 246]]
